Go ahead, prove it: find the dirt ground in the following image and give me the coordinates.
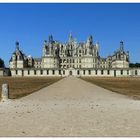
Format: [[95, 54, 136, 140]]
[[0, 77, 62, 99], [0, 77, 140, 136], [81, 77, 140, 100]]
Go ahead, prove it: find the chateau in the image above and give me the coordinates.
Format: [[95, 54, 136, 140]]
[[9, 33, 139, 77]]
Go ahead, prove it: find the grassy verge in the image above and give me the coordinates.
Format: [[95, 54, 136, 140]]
[[0, 77, 62, 99], [81, 77, 140, 100]]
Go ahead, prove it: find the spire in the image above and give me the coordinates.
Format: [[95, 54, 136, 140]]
[[48, 35, 53, 43], [87, 35, 93, 46], [69, 32, 73, 44], [95, 42, 99, 50], [120, 40, 124, 51], [15, 41, 19, 51], [44, 40, 47, 47]]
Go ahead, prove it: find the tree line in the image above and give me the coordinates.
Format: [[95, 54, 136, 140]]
[[129, 63, 140, 68], [0, 58, 4, 68]]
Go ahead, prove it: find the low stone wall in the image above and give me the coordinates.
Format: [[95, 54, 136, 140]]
[[10, 68, 140, 77]]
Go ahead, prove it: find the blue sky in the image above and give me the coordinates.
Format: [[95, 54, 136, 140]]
[[0, 3, 140, 66]]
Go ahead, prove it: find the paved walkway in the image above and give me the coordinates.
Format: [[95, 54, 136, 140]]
[[0, 77, 140, 136]]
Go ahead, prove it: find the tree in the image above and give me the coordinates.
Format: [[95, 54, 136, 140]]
[[0, 58, 4, 68], [129, 63, 140, 68]]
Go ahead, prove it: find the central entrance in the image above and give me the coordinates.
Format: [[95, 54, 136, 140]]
[[69, 71, 72, 76]]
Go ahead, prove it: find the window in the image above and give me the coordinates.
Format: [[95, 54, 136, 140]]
[[88, 70, 91, 75], [41, 70, 43, 75], [63, 70, 65, 75], [59, 70, 61, 75], [77, 70, 80, 75], [107, 70, 110, 75], [28, 70, 30, 75], [101, 70, 103, 75], [22, 70, 24, 76], [135, 70, 138, 75], [16, 70, 18, 75], [121, 70, 123, 75], [127, 70, 129, 75], [34, 70, 36, 75], [52, 70, 55, 75], [83, 70, 85, 75], [95, 70, 97, 75], [114, 70, 116, 77], [47, 70, 49, 75]]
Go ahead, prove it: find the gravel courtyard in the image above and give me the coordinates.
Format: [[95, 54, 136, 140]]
[[0, 77, 140, 136]]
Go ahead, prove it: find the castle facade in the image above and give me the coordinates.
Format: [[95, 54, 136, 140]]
[[9, 33, 139, 77]]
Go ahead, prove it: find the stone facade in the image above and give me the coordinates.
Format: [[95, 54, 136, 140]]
[[9, 68, 140, 77], [0, 68, 4, 76], [0, 68, 10, 77], [9, 33, 134, 77]]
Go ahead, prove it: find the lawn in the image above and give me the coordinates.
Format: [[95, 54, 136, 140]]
[[0, 77, 62, 99], [81, 77, 140, 100]]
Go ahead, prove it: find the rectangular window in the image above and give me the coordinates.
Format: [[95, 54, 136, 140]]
[[135, 70, 138, 75], [28, 70, 30, 75], [22, 70, 24, 76], [83, 70, 85, 75], [95, 70, 97, 75], [47, 70, 49, 75], [77, 70, 80, 75], [127, 70, 129, 75], [107, 70, 110, 75], [88, 70, 91, 75], [114, 70, 116, 77], [63, 70, 65, 75], [59, 70, 61, 75], [101, 70, 103, 75], [41, 70, 43, 75], [52, 70, 55, 75], [121, 70, 123, 75]]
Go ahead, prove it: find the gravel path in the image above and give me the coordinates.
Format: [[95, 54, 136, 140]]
[[0, 77, 140, 136]]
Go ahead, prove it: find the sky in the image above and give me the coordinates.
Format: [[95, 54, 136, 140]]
[[0, 3, 140, 66]]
